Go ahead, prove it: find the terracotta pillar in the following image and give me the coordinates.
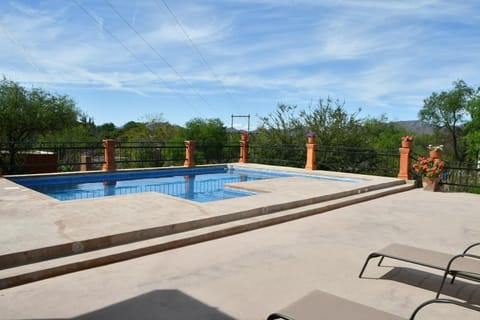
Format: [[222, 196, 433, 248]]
[[80, 152, 92, 171], [239, 132, 249, 163], [102, 139, 117, 172], [429, 150, 441, 159], [305, 137, 317, 170], [397, 143, 411, 180], [184, 140, 196, 167]]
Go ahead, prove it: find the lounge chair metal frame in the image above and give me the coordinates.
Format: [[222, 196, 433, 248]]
[[359, 242, 480, 298], [266, 290, 480, 320]]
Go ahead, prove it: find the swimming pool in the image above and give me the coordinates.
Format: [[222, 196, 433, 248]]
[[9, 166, 363, 202]]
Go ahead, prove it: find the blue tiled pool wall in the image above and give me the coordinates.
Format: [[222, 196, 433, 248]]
[[8, 165, 363, 202], [10, 165, 228, 187], [9, 166, 264, 202]]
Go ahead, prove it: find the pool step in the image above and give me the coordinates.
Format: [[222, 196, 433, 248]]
[[0, 179, 408, 271], [0, 182, 414, 290]]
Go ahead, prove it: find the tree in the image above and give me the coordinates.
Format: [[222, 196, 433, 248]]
[[118, 121, 147, 141], [361, 116, 410, 150], [419, 80, 474, 161], [177, 118, 227, 163], [255, 104, 305, 166], [254, 98, 416, 173], [118, 117, 179, 142], [465, 87, 480, 162], [257, 104, 304, 144], [0, 78, 79, 171], [115, 116, 181, 168], [300, 98, 364, 147]]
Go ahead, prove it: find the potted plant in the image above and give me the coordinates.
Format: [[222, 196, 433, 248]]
[[307, 130, 316, 144], [428, 144, 443, 159], [401, 135, 414, 148], [413, 156, 446, 191]]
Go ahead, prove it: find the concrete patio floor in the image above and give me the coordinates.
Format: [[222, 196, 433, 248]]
[[0, 165, 479, 319]]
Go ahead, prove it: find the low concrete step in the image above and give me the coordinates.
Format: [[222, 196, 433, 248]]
[[0, 182, 414, 290], [0, 179, 408, 270]]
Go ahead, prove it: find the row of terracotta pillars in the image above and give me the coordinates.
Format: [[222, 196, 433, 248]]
[[99, 137, 421, 181], [304, 137, 438, 181], [99, 133, 250, 172]]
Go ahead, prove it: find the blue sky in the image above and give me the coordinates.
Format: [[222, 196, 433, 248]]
[[1, 0, 479, 129]]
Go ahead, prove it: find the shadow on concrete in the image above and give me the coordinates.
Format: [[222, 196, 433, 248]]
[[26, 289, 236, 320], [381, 267, 480, 305]]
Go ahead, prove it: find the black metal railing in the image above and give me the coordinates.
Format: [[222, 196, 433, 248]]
[[0, 140, 240, 174], [114, 141, 185, 169], [248, 144, 400, 177], [248, 144, 306, 168], [442, 161, 480, 193], [0, 141, 104, 173], [194, 141, 239, 165], [2, 139, 479, 194], [316, 146, 400, 177], [409, 151, 423, 183]]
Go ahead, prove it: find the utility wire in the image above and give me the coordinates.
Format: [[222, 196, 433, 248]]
[[0, 22, 48, 87], [72, 0, 201, 115], [103, 0, 220, 114], [154, 0, 238, 107]]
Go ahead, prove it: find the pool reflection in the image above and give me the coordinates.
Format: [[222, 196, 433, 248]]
[[102, 180, 117, 196], [184, 175, 195, 200]]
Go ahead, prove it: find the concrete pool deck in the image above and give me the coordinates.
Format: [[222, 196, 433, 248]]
[[0, 164, 479, 319], [0, 164, 408, 259]]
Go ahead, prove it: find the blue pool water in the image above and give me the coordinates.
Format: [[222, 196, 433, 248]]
[[9, 166, 362, 202]]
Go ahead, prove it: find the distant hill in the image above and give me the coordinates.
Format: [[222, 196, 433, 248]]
[[226, 127, 258, 134], [391, 120, 435, 135]]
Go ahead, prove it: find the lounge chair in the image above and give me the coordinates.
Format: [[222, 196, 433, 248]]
[[266, 290, 480, 320], [358, 243, 480, 297]]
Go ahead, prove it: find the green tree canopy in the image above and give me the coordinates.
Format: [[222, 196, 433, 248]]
[[179, 118, 227, 142], [419, 80, 474, 161], [118, 116, 179, 142], [465, 87, 480, 161], [39, 112, 97, 142], [96, 122, 119, 139], [300, 98, 364, 147], [253, 98, 411, 170], [361, 116, 411, 150], [0, 79, 79, 142], [257, 103, 304, 146], [0, 78, 80, 170], [257, 98, 372, 148], [177, 118, 227, 163]]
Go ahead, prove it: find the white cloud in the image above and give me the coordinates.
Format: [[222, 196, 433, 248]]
[[1, 0, 479, 125]]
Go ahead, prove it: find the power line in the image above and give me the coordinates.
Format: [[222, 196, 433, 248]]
[[103, 0, 220, 114], [154, 0, 238, 107], [0, 22, 49, 88], [72, 0, 201, 115]]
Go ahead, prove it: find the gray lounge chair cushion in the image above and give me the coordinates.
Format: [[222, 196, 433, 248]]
[[375, 244, 480, 274], [268, 290, 405, 320]]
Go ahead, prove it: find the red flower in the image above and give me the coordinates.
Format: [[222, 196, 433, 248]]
[[413, 156, 446, 178]]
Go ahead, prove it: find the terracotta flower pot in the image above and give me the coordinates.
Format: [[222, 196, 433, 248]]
[[429, 150, 441, 159], [401, 141, 412, 148], [307, 137, 316, 144], [422, 177, 441, 192]]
